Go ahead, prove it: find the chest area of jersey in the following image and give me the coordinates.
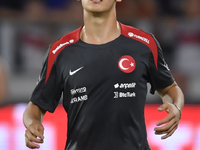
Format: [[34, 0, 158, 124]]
[[59, 44, 149, 89]]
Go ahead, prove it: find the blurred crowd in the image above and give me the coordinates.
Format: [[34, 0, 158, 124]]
[[0, 0, 200, 104]]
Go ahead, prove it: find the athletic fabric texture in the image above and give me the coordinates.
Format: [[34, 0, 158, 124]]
[[30, 23, 174, 150]]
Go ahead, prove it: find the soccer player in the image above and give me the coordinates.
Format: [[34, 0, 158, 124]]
[[23, 0, 184, 149]]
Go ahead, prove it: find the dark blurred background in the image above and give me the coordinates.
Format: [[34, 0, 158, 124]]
[[0, 0, 200, 105]]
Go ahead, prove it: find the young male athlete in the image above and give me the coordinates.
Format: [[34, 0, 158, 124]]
[[23, 0, 184, 149]]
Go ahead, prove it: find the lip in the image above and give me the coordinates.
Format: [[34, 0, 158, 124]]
[[91, 0, 102, 3]]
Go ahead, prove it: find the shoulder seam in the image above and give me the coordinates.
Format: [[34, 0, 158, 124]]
[[120, 23, 158, 69], [45, 27, 82, 83]]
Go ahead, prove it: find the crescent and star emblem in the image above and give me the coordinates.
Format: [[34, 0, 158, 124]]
[[118, 55, 136, 73]]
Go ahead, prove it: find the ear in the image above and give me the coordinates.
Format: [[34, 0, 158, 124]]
[[116, 0, 122, 2]]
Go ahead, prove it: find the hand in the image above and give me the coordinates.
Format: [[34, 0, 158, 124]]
[[25, 122, 45, 149], [154, 102, 181, 139]]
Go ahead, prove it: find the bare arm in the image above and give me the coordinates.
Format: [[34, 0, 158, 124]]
[[154, 82, 184, 139], [23, 101, 46, 149]]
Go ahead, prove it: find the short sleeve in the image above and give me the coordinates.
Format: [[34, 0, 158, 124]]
[[148, 35, 174, 94], [30, 47, 63, 113]]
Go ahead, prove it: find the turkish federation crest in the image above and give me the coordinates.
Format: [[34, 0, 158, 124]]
[[118, 55, 136, 73]]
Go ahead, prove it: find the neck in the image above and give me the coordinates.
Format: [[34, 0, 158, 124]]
[[80, 10, 121, 44]]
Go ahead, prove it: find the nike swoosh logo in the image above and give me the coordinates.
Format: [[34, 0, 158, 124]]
[[69, 67, 84, 76]]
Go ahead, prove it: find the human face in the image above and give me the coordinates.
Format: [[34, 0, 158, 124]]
[[80, 0, 122, 14]]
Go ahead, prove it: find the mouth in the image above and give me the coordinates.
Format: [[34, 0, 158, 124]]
[[91, 0, 102, 3]]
